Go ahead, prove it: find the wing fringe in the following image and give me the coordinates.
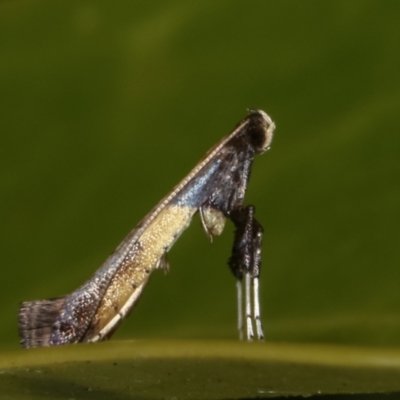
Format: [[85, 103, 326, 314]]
[[18, 297, 65, 348]]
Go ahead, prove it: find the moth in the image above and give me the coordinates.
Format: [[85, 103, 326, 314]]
[[18, 110, 275, 348]]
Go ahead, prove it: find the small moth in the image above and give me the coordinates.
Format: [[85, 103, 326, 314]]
[[19, 110, 275, 348]]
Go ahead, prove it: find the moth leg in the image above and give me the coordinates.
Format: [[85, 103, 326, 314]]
[[251, 212, 264, 340], [199, 203, 226, 242], [157, 252, 170, 275], [244, 271, 253, 340], [236, 280, 243, 340], [228, 205, 264, 340]]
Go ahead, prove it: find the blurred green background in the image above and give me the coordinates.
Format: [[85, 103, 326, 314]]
[[1, 0, 399, 352]]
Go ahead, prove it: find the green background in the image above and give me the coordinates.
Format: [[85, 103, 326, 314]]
[[1, 0, 400, 353]]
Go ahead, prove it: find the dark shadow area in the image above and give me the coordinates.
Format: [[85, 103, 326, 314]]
[[2, 370, 400, 400], [313, 394, 400, 400], [240, 393, 400, 399], [2, 355, 400, 399], [0, 373, 144, 400]]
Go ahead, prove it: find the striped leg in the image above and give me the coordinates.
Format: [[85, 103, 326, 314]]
[[229, 205, 264, 340]]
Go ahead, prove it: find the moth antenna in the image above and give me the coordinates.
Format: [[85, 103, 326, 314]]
[[18, 297, 66, 348]]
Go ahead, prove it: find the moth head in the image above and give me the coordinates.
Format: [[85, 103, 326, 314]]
[[247, 110, 275, 154]]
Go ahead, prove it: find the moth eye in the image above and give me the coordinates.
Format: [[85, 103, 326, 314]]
[[249, 125, 266, 152]]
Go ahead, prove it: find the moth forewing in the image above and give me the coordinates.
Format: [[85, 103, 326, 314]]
[[18, 110, 275, 347]]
